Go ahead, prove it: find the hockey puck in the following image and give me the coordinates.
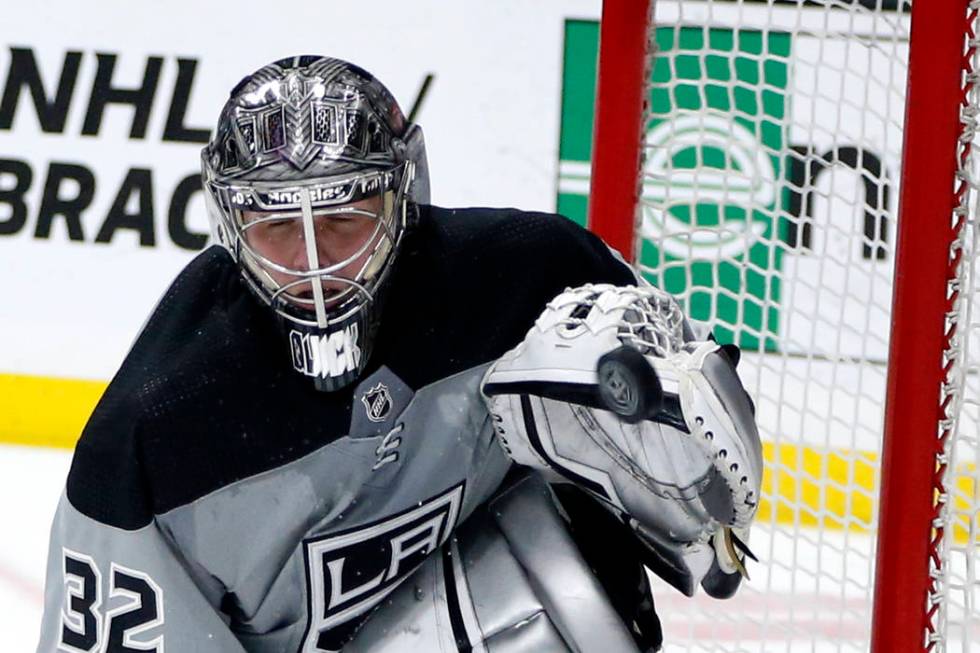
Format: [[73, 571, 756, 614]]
[[596, 346, 663, 423]]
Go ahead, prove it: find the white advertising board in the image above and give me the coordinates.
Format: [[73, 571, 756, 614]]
[[0, 0, 601, 383]]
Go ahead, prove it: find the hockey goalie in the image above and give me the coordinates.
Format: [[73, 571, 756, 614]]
[[35, 56, 763, 653]]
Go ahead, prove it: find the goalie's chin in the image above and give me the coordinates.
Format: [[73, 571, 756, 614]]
[[282, 283, 362, 314]]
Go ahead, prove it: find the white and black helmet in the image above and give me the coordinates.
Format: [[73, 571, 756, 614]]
[[202, 55, 429, 391]]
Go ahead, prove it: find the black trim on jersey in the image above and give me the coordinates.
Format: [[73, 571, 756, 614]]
[[67, 206, 638, 528], [441, 544, 472, 653], [374, 206, 638, 391], [519, 394, 610, 501], [67, 248, 358, 530]]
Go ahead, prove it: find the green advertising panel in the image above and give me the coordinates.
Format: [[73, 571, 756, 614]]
[[558, 20, 790, 350]]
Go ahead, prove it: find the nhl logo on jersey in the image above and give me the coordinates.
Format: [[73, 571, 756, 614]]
[[361, 382, 392, 422]]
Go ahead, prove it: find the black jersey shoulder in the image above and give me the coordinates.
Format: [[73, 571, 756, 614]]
[[67, 207, 639, 529], [67, 247, 356, 530], [376, 205, 638, 389]]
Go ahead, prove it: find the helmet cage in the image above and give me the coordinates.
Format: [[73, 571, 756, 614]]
[[207, 162, 413, 329], [200, 56, 429, 391]]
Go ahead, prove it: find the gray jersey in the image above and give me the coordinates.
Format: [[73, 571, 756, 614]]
[[344, 472, 645, 653], [37, 206, 653, 652]]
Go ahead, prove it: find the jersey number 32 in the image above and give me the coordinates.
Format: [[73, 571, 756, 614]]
[[59, 549, 163, 653]]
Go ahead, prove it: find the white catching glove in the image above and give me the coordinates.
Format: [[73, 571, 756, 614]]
[[481, 284, 763, 597]]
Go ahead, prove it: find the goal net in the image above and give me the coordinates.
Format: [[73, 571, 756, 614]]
[[586, 1, 980, 651]]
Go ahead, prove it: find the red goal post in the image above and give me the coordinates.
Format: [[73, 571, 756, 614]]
[[588, 0, 979, 650]]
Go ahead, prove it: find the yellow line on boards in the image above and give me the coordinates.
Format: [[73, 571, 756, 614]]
[[758, 441, 879, 534], [0, 373, 107, 449], [2, 373, 977, 546], [758, 441, 978, 545]]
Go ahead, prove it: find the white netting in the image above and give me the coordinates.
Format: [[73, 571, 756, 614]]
[[933, 4, 980, 647], [631, 1, 980, 650]]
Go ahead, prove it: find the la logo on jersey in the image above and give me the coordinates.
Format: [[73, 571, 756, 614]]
[[290, 325, 361, 379], [299, 484, 464, 652]]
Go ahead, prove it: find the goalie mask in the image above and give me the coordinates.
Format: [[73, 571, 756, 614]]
[[202, 56, 429, 391]]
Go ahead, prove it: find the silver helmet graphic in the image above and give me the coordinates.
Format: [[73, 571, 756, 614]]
[[202, 55, 429, 391]]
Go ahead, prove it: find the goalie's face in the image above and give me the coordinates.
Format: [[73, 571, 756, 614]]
[[200, 55, 427, 391], [207, 165, 408, 329], [241, 194, 385, 311]]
